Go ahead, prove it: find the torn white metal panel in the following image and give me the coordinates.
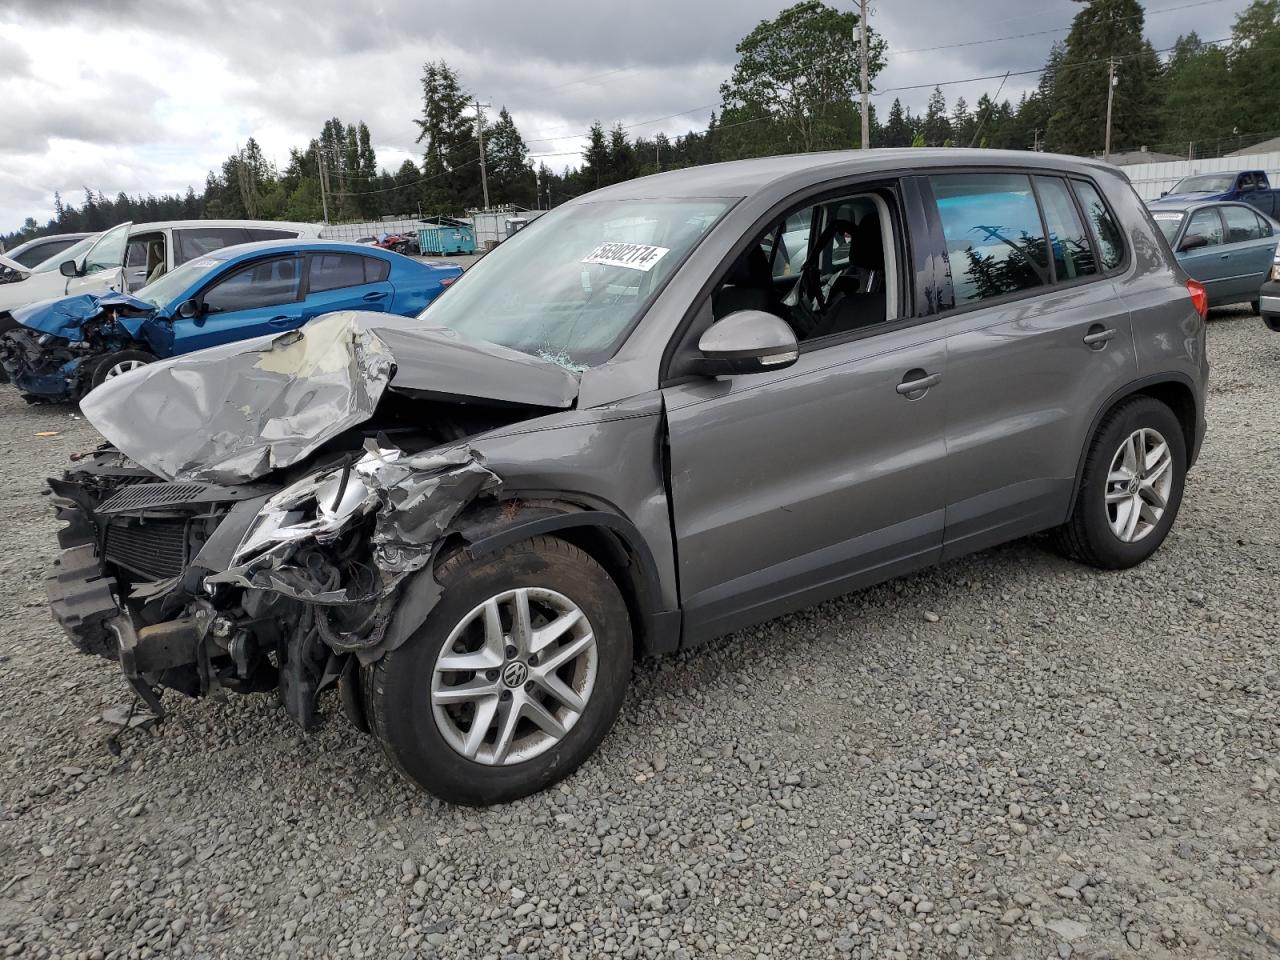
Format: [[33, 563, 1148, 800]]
[[80, 312, 394, 485]]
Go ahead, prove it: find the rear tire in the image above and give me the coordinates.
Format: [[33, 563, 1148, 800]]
[[1053, 396, 1186, 569], [1249, 300, 1261, 315], [364, 536, 632, 805]]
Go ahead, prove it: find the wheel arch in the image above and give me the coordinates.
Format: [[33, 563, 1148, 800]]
[[1071, 373, 1201, 505], [448, 497, 680, 659]]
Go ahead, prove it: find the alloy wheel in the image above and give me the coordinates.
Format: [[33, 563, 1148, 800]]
[[105, 359, 147, 379], [430, 587, 597, 766], [1105, 427, 1173, 543]]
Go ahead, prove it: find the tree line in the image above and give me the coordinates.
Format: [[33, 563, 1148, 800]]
[[7, 0, 1280, 251]]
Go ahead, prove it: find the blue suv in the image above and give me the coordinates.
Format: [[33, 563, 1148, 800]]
[[0, 240, 462, 400]]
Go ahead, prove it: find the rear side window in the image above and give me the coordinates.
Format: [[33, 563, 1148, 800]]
[[175, 227, 252, 264], [1185, 208, 1224, 246], [246, 228, 300, 241], [1071, 181, 1124, 270], [308, 253, 386, 292], [1222, 205, 1264, 243], [930, 173, 1049, 303], [1034, 176, 1098, 281]]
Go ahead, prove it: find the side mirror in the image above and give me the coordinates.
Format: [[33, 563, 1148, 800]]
[[693, 310, 799, 377], [59, 260, 79, 278], [1179, 234, 1209, 252], [1160, 190, 1169, 198], [176, 299, 201, 320]]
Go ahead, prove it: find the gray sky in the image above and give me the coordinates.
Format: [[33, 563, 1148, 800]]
[[0, 0, 1255, 233]]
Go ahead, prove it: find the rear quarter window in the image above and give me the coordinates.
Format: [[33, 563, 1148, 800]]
[[1071, 180, 1125, 271]]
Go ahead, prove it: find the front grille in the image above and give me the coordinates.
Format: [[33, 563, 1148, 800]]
[[103, 518, 190, 580], [98, 482, 209, 514]]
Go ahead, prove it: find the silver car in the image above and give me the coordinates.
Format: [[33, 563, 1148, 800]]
[[48, 150, 1208, 804]]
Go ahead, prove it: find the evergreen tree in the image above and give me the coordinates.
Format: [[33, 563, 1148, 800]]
[[486, 107, 534, 206], [1229, 0, 1280, 140], [1161, 33, 1236, 155], [950, 97, 975, 148], [1047, 0, 1161, 155], [414, 60, 480, 214], [921, 87, 951, 146], [606, 124, 639, 185], [582, 122, 609, 189], [883, 99, 915, 147]]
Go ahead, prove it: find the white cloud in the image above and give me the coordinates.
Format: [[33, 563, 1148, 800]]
[[0, 0, 1258, 232]]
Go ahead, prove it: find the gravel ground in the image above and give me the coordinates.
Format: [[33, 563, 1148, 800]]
[[0, 308, 1277, 960]]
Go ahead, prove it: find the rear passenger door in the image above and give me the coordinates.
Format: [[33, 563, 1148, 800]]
[[925, 172, 1139, 558], [1219, 204, 1274, 300], [300, 252, 395, 322]]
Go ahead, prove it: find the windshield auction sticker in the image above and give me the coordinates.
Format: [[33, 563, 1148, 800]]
[[582, 242, 669, 272]]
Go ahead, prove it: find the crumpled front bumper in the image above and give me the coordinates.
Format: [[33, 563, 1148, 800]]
[[0, 327, 85, 399]]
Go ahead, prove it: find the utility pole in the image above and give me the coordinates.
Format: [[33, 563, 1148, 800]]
[[1032, 128, 1042, 152], [1104, 58, 1117, 163], [317, 149, 331, 225], [474, 99, 491, 211], [858, 0, 870, 149], [656, 138, 661, 172]]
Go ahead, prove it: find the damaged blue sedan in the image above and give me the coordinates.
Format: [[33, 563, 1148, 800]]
[[0, 239, 462, 400]]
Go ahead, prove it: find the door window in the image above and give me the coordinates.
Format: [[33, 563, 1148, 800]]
[[201, 257, 301, 313], [711, 191, 896, 341], [175, 227, 252, 264], [307, 253, 385, 292], [82, 222, 132, 274], [125, 233, 168, 286], [1034, 176, 1098, 281], [1185, 209, 1224, 247], [1222, 205, 1264, 243], [1071, 180, 1125, 269], [930, 173, 1049, 303]]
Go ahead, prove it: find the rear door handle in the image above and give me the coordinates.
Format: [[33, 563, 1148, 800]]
[[896, 370, 941, 397], [362, 291, 386, 302], [267, 315, 297, 326], [1083, 325, 1117, 347]]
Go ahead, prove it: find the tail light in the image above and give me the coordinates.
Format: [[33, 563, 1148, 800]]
[[1186, 278, 1208, 320]]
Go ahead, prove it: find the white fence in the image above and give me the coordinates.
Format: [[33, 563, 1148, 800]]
[[318, 217, 427, 241], [1119, 152, 1280, 200]]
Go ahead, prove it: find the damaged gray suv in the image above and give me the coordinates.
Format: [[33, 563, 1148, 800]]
[[48, 150, 1208, 805]]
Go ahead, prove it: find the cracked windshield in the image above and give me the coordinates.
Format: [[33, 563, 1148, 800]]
[[420, 198, 731, 367]]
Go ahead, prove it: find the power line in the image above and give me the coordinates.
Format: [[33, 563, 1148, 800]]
[[873, 36, 1232, 97], [887, 0, 1233, 55]]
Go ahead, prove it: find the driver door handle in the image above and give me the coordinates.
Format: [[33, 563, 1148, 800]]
[[896, 370, 941, 396], [1083, 325, 1117, 347], [268, 315, 297, 326]]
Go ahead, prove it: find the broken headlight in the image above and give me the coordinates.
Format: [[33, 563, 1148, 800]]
[[231, 448, 401, 566]]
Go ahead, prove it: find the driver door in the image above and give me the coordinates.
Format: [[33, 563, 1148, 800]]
[[661, 185, 948, 643], [65, 221, 132, 297], [174, 255, 304, 353]]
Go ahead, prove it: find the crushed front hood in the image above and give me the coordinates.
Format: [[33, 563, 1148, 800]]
[[79, 311, 580, 484], [13, 292, 158, 340]]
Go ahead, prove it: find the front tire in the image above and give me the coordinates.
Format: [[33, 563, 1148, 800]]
[[88, 349, 156, 391], [364, 536, 632, 805], [1054, 396, 1186, 569]]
